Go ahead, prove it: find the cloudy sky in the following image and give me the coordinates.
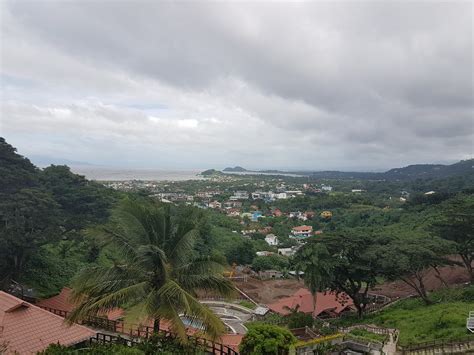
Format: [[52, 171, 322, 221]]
[[1, 1, 472, 171]]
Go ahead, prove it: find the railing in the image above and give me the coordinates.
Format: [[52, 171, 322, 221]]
[[398, 336, 474, 354], [90, 331, 238, 355], [40, 306, 238, 355]]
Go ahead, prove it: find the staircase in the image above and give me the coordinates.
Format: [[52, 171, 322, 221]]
[[467, 311, 474, 333]]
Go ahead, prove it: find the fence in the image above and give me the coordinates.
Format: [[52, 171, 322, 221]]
[[398, 336, 474, 354], [40, 306, 239, 355], [90, 331, 239, 355]]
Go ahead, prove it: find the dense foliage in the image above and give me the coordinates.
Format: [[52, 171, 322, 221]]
[[239, 324, 297, 355]]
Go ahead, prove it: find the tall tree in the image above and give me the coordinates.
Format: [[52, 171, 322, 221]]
[[379, 236, 453, 304], [295, 234, 385, 317], [69, 199, 235, 341], [431, 195, 474, 283], [294, 242, 334, 315]]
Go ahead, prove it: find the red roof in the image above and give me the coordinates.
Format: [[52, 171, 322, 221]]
[[0, 291, 95, 354], [292, 225, 313, 232], [219, 334, 244, 352], [37, 287, 124, 321], [267, 288, 352, 317]]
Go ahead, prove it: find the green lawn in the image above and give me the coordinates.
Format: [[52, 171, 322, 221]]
[[335, 287, 474, 346]]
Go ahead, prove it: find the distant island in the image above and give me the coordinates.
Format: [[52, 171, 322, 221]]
[[223, 166, 247, 172], [200, 169, 224, 176]]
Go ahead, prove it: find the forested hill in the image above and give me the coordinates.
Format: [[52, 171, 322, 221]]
[[382, 159, 473, 180], [220, 159, 473, 181]]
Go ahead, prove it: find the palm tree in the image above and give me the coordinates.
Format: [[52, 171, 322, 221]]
[[294, 241, 334, 317], [68, 199, 235, 341]]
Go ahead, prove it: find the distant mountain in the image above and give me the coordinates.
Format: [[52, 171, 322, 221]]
[[223, 166, 247, 172], [219, 159, 473, 181], [382, 159, 473, 180]]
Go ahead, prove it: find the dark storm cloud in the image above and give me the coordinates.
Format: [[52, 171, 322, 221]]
[[1, 1, 472, 169]]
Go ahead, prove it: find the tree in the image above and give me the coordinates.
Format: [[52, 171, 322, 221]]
[[295, 234, 386, 317], [69, 199, 235, 340], [225, 239, 255, 265], [239, 324, 297, 355], [379, 236, 453, 304], [431, 195, 474, 283], [251, 255, 289, 272], [40, 165, 116, 232], [294, 242, 334, 315]]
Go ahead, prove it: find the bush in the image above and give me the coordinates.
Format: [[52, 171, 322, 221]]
[[287, 312, 313, 329], [461, 286, 474, 302], [239, 324, 297, 355]]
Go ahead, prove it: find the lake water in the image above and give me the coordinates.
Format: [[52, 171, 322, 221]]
[[69, 166, 204, 181]]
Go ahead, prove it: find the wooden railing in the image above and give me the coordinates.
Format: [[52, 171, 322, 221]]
[[40, 306, 238, 355]]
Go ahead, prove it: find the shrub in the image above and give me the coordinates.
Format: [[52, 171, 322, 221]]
[[239, 324, 297, 355]]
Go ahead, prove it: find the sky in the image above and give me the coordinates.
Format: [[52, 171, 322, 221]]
[[1, 1, 473, 171]]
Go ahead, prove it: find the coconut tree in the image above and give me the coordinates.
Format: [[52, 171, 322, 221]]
[[68, 199, 235, 341], [294, 241, 334, 317]]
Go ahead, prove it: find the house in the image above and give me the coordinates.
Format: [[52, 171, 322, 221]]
[[272, 208, 283, 217], [224, 201, 243, 208], [291, 225, 313, 239], [230, 191, 249, 200], [226, 208, 241, 217], [278, 247, 296, 257], [351, 189, 365, 193], [424, 191, 436, 195], [304, 211, 315, 220], [267, 288, 353, 318], [0, 291, 96, 354], [265, 234, 279, 246], [321, 185, 333, 192], [289, 211, 305, 220], [320, 210, 333, 219], [208, 200, 222, 209]]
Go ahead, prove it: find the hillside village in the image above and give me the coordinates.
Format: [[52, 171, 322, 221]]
[[1, 144, 474, 355]]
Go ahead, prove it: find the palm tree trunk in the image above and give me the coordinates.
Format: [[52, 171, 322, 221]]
[[312, 291, 318, 318], [153, 317, 161, 334]]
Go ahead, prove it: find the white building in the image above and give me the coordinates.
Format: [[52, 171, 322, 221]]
[[265, 234, 279, 246]]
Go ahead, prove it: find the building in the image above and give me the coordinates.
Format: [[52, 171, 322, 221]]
[[230, 191, 249, 200], [208, 200, 222, 209], [321, 185, 333, 192], [320, 210, 333, 219], [226, 208, 241, 217], [278, 247, 296, 257], [268, 288, 353, 318], [272, 208, 283, 217], [291, 225, 313, 239], [0, 291, 96, 354], [37, 287, 124, 321], [264, 234, 279, 246]]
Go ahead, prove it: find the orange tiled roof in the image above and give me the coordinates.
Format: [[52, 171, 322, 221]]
[[292, 225, 312, 232], [37, 287, 124, 321], [0, 291, 95, 354], [267, 288, 352, 317]]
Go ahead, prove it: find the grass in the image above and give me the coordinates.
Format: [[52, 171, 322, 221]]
[[347, 329, 387, 343], [334, 286, 474, 346]]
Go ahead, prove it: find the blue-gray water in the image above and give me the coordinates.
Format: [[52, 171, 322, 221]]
[[70, 166, 203, 181]]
